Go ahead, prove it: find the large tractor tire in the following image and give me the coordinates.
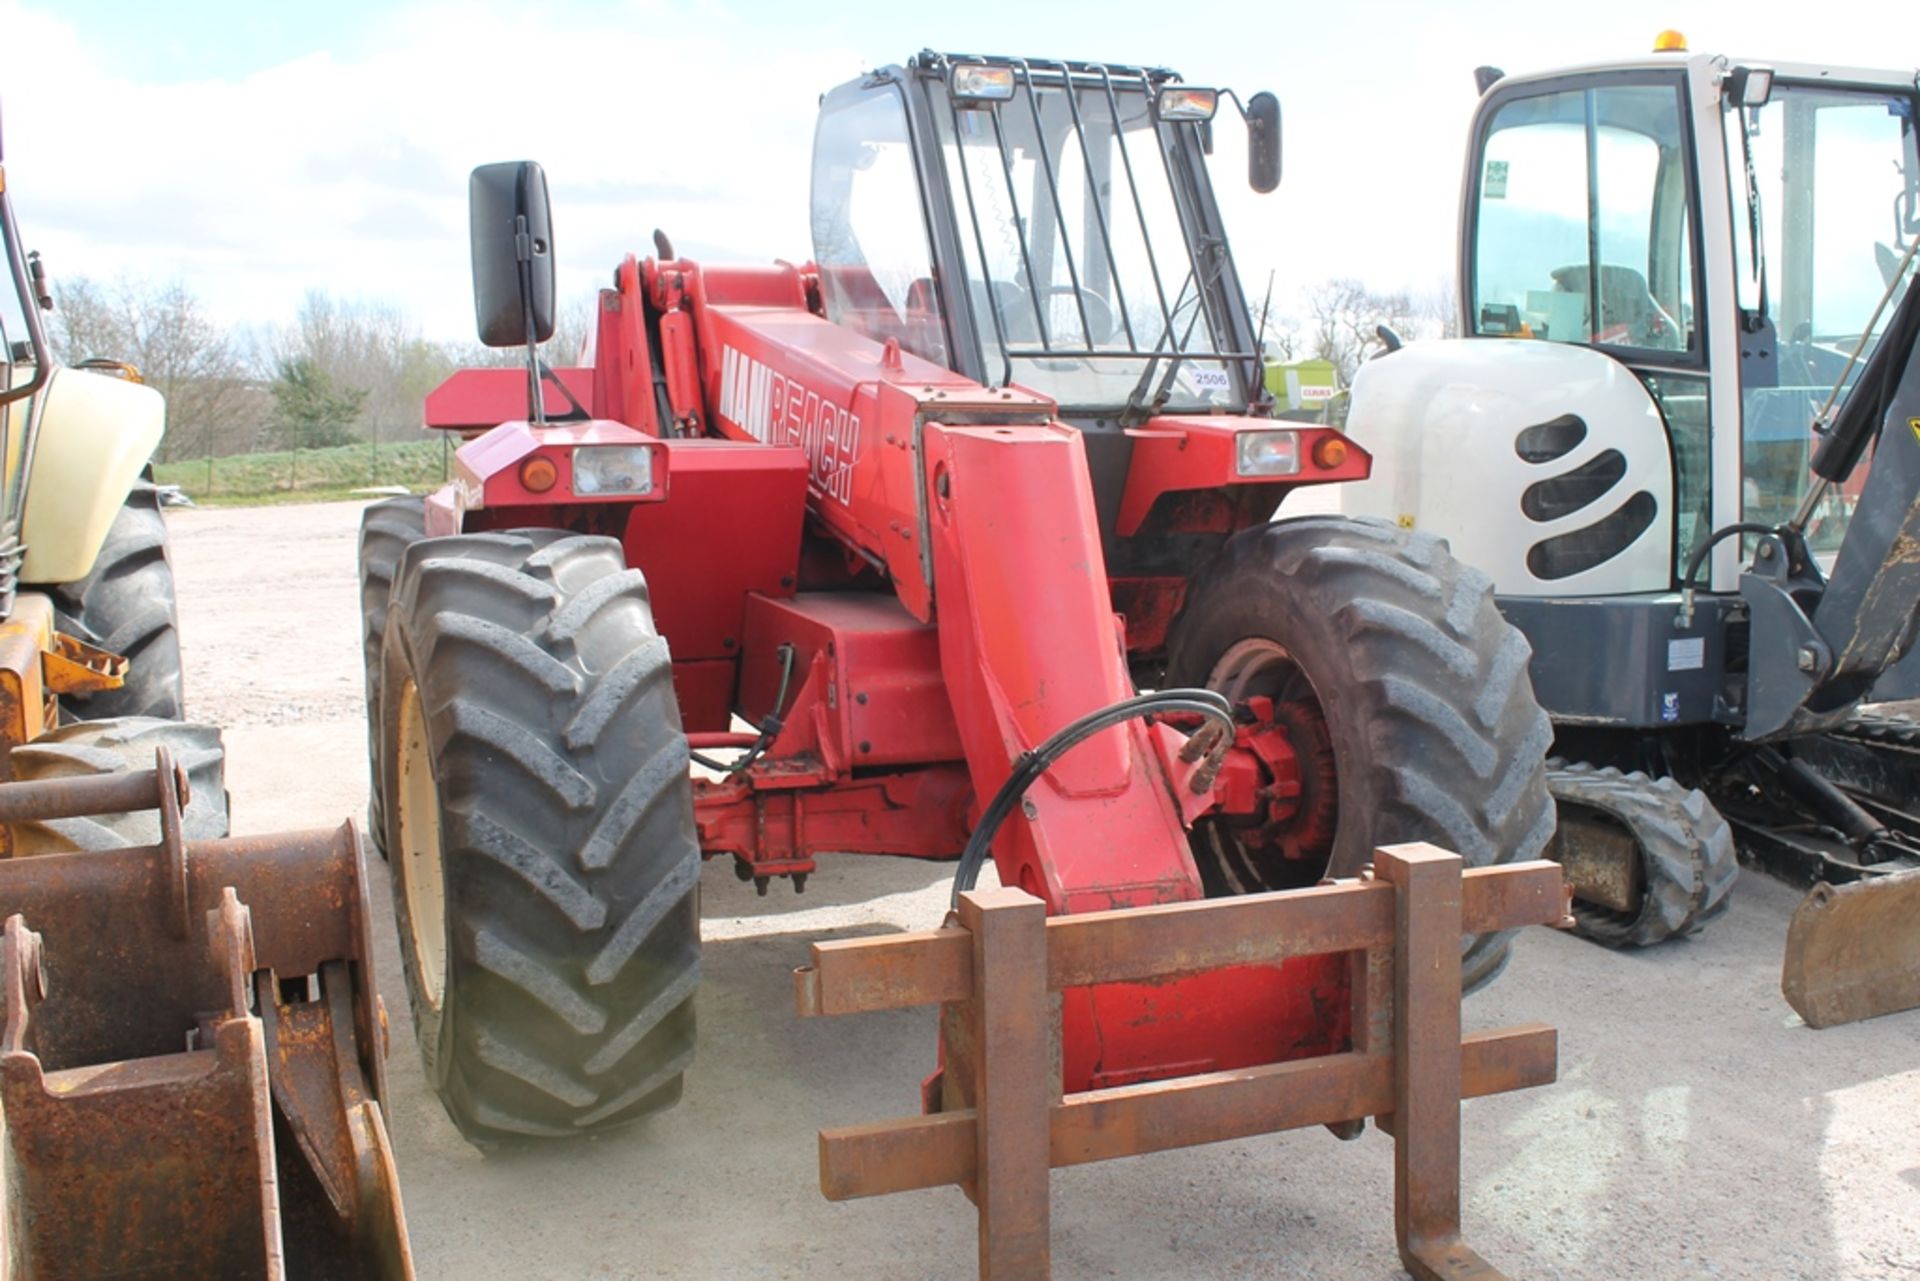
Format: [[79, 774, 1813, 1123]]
[[9, 717, 229, 853], [378, 530, 700, 1143], [1547, 761, 1736, 947], [357, 496, 426, 853], [1166, 516, 1556, 992], [35, 482, 185, 721]]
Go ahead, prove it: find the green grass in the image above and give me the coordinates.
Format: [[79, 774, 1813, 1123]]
[[154, 438, 453, 506]]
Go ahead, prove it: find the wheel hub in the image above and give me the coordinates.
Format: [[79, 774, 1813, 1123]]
[[1199, 637, 1341, 888], [1218, 695, 1339, 863]]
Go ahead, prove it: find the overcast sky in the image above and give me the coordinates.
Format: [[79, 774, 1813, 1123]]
[[0, 0, 1907, 345]]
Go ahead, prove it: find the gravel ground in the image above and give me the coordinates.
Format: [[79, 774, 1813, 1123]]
[[168, 498, 1920, 1281]]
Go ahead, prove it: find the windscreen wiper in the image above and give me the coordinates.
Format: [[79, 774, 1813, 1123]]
[[1121, 270, 1195, 425]]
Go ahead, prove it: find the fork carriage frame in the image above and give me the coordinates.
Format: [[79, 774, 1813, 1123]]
[[796, 845, 1567, 1280]]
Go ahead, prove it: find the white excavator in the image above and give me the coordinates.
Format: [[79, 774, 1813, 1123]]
[[1340, 34, 1920, 1026]]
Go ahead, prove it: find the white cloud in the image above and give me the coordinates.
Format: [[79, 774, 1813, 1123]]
[[0, 0, 1910, 347], [0, 1, 861, 340]]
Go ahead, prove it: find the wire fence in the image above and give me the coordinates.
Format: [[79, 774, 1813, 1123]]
[[154, 432, 454, 505]]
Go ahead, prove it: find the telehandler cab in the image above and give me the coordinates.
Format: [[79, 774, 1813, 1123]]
[[1341, 40, 1920, 1026], [362, 52, 1556, 1152]]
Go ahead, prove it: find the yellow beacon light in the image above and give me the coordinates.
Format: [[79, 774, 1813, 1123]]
[[1653, 29, 1689, 52]]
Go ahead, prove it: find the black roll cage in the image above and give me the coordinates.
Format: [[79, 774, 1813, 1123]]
[[820, 51, 1264, 412]]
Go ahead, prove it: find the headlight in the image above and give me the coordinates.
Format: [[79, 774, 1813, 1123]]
[[572, 445, 654, 496], [951, 63, 1016, 103], [1235, 430, 1301, 477], [1156, 87, 1219, 121]]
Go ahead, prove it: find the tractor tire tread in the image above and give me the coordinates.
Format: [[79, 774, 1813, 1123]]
[[34, 483, 186, 721], [8, 717, 229, 852], [382, 528, 699, 1144], [359, 497, 428, 851], [1167, 515, 1555, 993]]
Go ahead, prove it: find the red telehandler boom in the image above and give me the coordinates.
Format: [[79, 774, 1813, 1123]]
[[361, 54, 1556, 1157]]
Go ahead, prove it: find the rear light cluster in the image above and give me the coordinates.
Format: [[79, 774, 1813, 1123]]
[[514, 446, 656, 497], [518, 456, 558, 492], [1233, 429, 1351, 478], [1311, 435, 1348, 469], [1235, 430, 1300, 477], [573, 445, 653, 496]]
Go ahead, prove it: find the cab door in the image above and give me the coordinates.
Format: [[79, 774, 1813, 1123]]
[[1465, 73, 1713, 579]]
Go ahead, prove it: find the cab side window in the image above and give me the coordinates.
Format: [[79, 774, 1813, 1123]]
[[1472, 82, 1697, 356], [810, 87, 949, 367]]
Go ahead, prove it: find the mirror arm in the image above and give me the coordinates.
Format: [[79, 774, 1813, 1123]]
[[514, 213, 546, 427]]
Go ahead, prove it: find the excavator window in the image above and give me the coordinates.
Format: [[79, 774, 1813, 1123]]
[[1470, 80, 1698, 358], [811, 85, 950, 368], [1725, 83, 1919, 554]]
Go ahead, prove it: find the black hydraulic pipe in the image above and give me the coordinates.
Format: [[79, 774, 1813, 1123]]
[[1757, 745, 1886, 846], [1811, 243, 1920, 485]]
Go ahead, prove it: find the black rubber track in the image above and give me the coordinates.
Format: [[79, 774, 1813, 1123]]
[[358, 496, 426, 853], [1547, 761, 1737, 946], [10, 717, 229, 852], [1833, 711, 1920, 746], [1166, 516, 1556, 993], [35, 482, 185, 721], [379, 530, 700, 1143]]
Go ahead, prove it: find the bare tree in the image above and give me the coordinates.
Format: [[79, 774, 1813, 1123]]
[[1256, 317, 1302, 362], [442, 292, 600, 372], [1305, 278, 1425, 384], [49, 276, 262, 462], [1417, 278, 1461, 339], [273, 292, 456, 446]]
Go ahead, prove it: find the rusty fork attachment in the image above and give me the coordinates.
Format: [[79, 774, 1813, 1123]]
[[797, 843, 1568, 1281], [0, 748, 413, 1280]]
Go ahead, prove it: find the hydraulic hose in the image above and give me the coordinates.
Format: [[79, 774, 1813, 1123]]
[[690, 643, 796, 775], [1677, 522, 1778, 626], [948, 688, 1235, 908], [1790, 232, 1920, 528]]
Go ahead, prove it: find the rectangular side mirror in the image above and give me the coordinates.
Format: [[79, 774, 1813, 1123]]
[[1247, 92, 1281, 193], [470, 160, 555, 348]]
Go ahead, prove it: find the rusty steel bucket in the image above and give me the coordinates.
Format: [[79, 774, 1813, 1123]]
[[0, 748, 413, 1279], [1782, 868, 1920, 1029]]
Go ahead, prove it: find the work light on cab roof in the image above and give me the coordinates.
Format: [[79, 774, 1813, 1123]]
[[948, 62, 1014, 102], [1155, 86, 1218, 121]]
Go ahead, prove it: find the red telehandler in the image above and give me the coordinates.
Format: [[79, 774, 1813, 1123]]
[[359, 53, 1555, 1152]]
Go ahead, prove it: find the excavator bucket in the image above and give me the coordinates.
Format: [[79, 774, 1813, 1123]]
[[1781, 869, 1920, 1028], [0, 749, 413, 1279]]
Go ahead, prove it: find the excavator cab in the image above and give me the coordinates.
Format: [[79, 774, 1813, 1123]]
[[1340, 44, 1920, 1027], [1465, 62, 1919, 567]]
